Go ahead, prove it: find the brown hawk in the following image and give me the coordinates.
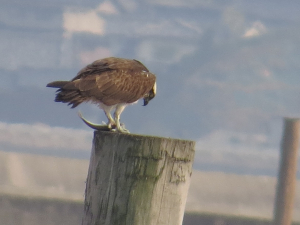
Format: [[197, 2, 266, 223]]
[[47, 57, 156, 133]]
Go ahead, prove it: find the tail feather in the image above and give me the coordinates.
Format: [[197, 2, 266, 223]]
[[47, 80, 85, 108], [47, 81, 69, 88]]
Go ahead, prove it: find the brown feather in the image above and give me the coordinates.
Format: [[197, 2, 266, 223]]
[[47, 81, 69, 88], [47, 57, 156, 108]]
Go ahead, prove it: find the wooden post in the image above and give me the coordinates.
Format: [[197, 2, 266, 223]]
[[273, 118, 300, 225], [82, 131, 195, 225]]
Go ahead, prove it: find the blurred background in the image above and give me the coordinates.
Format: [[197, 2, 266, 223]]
[[0, 0, 300, 224]]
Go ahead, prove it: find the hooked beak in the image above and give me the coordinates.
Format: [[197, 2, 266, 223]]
[[143, 98, 149, 106], [143, 82, 156, 106]]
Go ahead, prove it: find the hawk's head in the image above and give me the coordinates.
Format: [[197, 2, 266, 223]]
[[143, 82, 156, 106]]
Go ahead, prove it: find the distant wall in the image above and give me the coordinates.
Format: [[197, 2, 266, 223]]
[[186, 171, 300, 221], [0, 194, 83, 225], [0, 150, 300, 221], [0, 150, 88, 200], [1, 195, 300, 225]]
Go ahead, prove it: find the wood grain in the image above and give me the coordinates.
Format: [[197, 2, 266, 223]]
[[82, 131, 195, 225]]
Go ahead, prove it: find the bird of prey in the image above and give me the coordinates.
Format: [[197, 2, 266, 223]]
[[47, 57, 156, 133]]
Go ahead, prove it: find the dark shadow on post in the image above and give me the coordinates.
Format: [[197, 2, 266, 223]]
[[82, 131, 195, 225], [273, 118, 300, 225]]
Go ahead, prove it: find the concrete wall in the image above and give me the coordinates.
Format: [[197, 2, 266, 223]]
[[0, 150, 300, 221]]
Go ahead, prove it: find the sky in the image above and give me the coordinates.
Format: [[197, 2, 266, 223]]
[[1, 0, 300, 176]]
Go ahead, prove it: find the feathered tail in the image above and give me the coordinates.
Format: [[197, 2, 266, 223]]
[[46, 81, 84, 108], [46, 81, 69, 88]]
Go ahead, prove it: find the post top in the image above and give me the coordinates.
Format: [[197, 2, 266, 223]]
[[94, 130, 195, 144], [93, 130, 195, 161]]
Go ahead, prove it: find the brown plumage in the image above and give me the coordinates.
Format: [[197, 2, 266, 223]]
[[47, 57, 157, 133]]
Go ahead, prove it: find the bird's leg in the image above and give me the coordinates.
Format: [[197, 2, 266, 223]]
[[104, 109, 115, 129], [105, 112, 115, 128], [114, 105, 129, 133]]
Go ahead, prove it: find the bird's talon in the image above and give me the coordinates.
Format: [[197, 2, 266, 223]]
[[118, 124, 130, 133], [117, 129, 130, 133]]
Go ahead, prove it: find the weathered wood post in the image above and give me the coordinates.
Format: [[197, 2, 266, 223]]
[[273, 118, 300, 225], [82, 131, 195, 225]]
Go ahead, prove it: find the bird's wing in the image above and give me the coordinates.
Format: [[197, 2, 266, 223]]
[[72, 57, 149, 81], [99, 70, 156, 105], [68, 58, 155, 106], [72, 69, 156, 106]]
